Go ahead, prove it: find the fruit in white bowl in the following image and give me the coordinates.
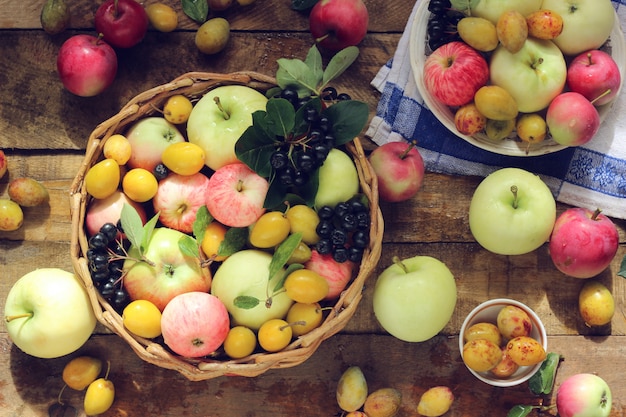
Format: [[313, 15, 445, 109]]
[[125, 116, 185, 173], [546, 92, 600, 146], [423, 41, 489, 107], [368, 141, 425, 203], [489, 38, 567, 113], [4, 268, 97, 358], [567, 49, 622, 106], [470, 0, 542, 25], [469, 167, 556, 255], [541, 0, 615, 56]]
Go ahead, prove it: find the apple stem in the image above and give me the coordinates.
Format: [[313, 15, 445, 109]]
[[510, 185, 519, 209], [57, 384, 68, 406], [315, 33, 330, 44], [113, 0, 119, 19], [392, 255, 408, 273], [530, 57, 544, 70], [5, 313, 33, 322], [591, 89, 612, 105], [213, 97, 230, 120], [591, 208, 602, 221], [399, 141, 417, 160]]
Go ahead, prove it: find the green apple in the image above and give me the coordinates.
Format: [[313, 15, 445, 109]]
[[372, 256, 457, 342], [123, 227, 212, 312], [489, 38, 567, 113], [314, 148, 359, 208], [187, 85, 268, 171], [211, 249, 293, 330], [471, 0, 542, 24], [541, 0, 615, 56], [469, 168, 556, 255], [4, 268, 97, 358], [125, 116, 186, 173]]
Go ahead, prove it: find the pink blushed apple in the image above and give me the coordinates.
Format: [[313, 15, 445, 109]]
[[423, 41, 489, 107], [205, 163, 269, 228], [368, 141, 425, 203], [85, 190, 147, 238], [556, 373, 612, 417], [546, 92, 600, 146], [549, 208, 619, 279], [309, 0, 369, 51], [567, 50, 621, 106], [304, 250, 354, 300], [125, 117, 185, 173], [161, 292, 230, 358], [153, 172, 211, 234]]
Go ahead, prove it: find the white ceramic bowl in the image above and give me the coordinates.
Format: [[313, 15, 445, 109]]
[[409, 0, 626, 157], [459, 298, 547, 387]]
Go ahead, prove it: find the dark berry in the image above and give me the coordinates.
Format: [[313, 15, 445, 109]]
[[330, 228, 347, 246], [293, 170, 309, 187], [112, 289, 131, 311], [322, 86, 337, 101], [317, 206, 334, 220], [352, 230, 369, 249], [348, 197, 367, 213], [333, 247, 349, 263], [92, 270, 110, 284], [100, 279, 117, 298], [305, 107, 318, 123], [315, 116, 331, 133], [347, 247, 364, 263], [334, 202, 351, 218], [270, 151, 290, 171], [280, 87, 298, 103], [315, 238, 333, 255], [99, 222, 118, 243], [356, 211, 371, 230], [313, 144, 331, 161], [278, 167, 295, 186], [340, 213, 358, 232], [316, 219, 334, 238], [337, 93, 351, 101], [153, 163, 170, 181], [89, 232, 109, 250], [296, 153, 316, 173]]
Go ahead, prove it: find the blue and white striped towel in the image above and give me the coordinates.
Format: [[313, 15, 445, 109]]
[[366, 0, 626, 219]]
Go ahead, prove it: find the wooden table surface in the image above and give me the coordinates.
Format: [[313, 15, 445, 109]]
[[1, 0, 625, 416]]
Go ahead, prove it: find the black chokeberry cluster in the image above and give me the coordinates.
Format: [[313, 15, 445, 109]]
[[269, 86, 352, 188], [315, 197, 370, 263], [427, 0, 464, 51], [86, 222, 130, 313]]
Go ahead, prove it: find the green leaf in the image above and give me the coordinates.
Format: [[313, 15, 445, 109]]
[[618, 254, 626, 278], [268, 233, 303, 282], [291, 0, 318, 11], [506, 405, 535, 417], [264, 176, 289, 209], [218, 227, 248, 257], [120, 203, 146, 253], [264, 98, 296, 137], [192, 206, 213, 243], [141, 211, 160, 252], [450, 0, 478, 14], [529, 352, 562, 395], [233, 295, 261, 309], [276, 57, 321, 96], [178, 235, 199, 258], [322, 46, 359, 87], [305, 45, 324, 85], [181, 0, 208, 24], [323, 100, 369, 146]]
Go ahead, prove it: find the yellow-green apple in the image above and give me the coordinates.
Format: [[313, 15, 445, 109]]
[[56, 34, 117, 97], [125, 117, 185, 173], [304, 249, 354, 300], [205, 162, 269, 228], [567, 50, 622, 106], [372, 256, 457, 342], [4, 268, 97, 358], [470, 0, 542, 24], [94, 0, 149, 49], [122, 227, 212, 311], [490, 38, 567, 113], [0, 149, 8, 179], [85, 190, 147, 237], [423, 41, 489, 107], [469, 167, 556, 255], [152, 172, 211, 234], [541, 0, 615, 56], [368, 141, 425, 203], [160, 292, 230, 357], [187, 85, 268, 171], [549, 208, 619, 278], [546, 92, 600, 146], [556, 373, 612, 417], [211, 250, 293, 330], [308, 0, 369, 51], [314, 148, 359, 209]]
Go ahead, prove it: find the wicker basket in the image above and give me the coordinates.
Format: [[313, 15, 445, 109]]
[[69, 71, 383, 381]]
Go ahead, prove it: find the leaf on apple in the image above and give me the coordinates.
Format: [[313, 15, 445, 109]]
[[268, 232, 303, 282], [181, 0, 208, 24], [192, 205, 213, 244], [618, 255, 626, 279], [178, 235, 199, 258], [218, 227, 247, 257], [120, 203, 159, 256]]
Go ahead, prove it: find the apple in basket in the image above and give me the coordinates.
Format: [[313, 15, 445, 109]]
[[124, 117, 186, 173], [423, 41, 489, 107], [469, 0, 542, 24], [469, 168, 556, 255], [546, 92, 600, 147], [548, 207, 619, 278], [4, 268, 97, 358], [308, 0, 369, 51], [314, 148, 360, 209], [85, 190, 147, 237], [368, 141, 425, 203], [94, 0, 149, 49], [541, 0, 615, 56], [123, 227, 212, 312], [187, 85, 268, 171], [567, 50, 622, 106]]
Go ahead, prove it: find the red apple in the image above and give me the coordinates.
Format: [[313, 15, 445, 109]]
[[368, 141, 425, 203], [567, 50, 621, 107], [423, 41, 489, 107], [123, 227, 212, 311], [556, 373, 612, 417], [56, 34, 117, 97], [549, 208, 619, 279], [85, 190, 147, 238], [309, 0, 369, 51], [161, 292, 230, 357], [0, 149, 7, 180], [304, 249, 354, 300], [94, 0, 149, 49], [546, 92, 600, 146], [205, 163, 269, 228], [153, 172, 211, 234]]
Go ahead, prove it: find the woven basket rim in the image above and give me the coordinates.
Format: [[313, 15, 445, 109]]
[[69, 71, 383, 381]]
